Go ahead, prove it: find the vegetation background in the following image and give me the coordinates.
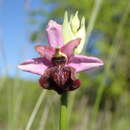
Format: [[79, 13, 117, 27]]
[[0, 0, 130, 130]]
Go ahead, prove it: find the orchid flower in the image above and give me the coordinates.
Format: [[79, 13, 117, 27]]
[[18, 20, 104, 94]]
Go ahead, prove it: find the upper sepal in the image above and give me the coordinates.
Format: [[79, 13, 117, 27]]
[[46, 20, 64, 48]]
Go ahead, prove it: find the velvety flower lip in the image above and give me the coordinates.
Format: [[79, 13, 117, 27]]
[[39, 66, 80, 94], [46, 20, 64, 48]]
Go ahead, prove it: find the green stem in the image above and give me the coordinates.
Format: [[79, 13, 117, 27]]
[[60, 92, 68, 130]]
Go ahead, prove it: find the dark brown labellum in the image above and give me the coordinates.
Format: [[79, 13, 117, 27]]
[[39, 56, 80, 94]]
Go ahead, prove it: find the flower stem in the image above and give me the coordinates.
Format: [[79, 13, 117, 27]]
[[25, 90, 46, 130], [60, 92, 68, 130]]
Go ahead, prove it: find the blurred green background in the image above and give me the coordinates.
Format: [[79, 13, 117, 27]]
[[0, 0, 130, 130]]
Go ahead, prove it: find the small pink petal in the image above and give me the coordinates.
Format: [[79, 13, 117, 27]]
[[35, 45, 55, 61], [18, 57, 52, 75], [68, 55, 104, 72], [46, 20, 64, 48], [61, 38, 81, 58]]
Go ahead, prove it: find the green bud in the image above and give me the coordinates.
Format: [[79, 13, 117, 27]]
[[62, 11, 86, 54], [62, 11, 73, 44], [70, 11, 80, 33]]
